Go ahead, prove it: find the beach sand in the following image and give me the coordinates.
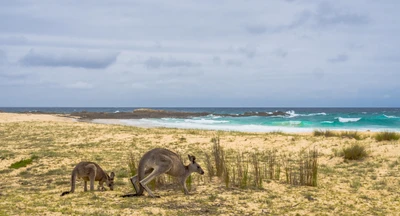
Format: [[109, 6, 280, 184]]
[[0, 113, 399, 215]]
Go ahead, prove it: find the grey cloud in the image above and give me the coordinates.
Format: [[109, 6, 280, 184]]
[[238, 45, 257, 58], [0, 49, 6, 65], [159, 70, 204, 78], [19, 49, 119, 69], [65, 81, 93, 89], [312, 68, 325, 80], [247, 2, 369, 34], [225, 59, 242, 67], [0, 35, 28, 45], [144, 57, 201, 69], [274, 49, 288, 58], [212, 56, 221, 65], [245, 24, 267, 35], [315, 2, 369, 27], [328, 54, 348, 63]]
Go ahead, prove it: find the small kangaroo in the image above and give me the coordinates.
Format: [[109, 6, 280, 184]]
[[122, 148, 204, 198], [61, 161, 115, 196]]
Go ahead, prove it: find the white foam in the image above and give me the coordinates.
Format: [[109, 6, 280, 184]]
[[336, 117, 361, 123], [322, 121, 334, 124], [383, 114, 399, 119], [184, 119, 229, 124], [307, 112, 327, 116], [285, 110, 298, 117], [112, 118, 313, 133], [209, 115, 222, 119], [285, 110, 326, 118], [114, 110, 120, 113], [92, 118, 400, 133]]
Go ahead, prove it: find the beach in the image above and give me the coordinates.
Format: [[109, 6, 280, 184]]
[[0, 112, 399, 215]]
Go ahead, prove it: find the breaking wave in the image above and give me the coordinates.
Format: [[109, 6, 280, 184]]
[[383, 114, 399, 119], [336, 117, 361, 123], [184, 119, 229, 124], [285, 110, 327, 118]]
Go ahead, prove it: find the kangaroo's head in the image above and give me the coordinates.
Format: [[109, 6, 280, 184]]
[[107, 172, 115, 191], [188, 155, 205, 175]]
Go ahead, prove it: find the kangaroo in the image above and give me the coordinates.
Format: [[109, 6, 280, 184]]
[[61, 161, 115, 196], [122, 148, 204, 198]]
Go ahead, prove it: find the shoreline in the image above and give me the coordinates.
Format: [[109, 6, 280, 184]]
[[1, 112, 388, 135]]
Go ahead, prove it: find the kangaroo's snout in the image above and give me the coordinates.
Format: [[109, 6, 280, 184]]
[[200, 170, 205, 175]]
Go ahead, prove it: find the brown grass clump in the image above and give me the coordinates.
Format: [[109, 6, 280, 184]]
[[340, 131, 362, 140], [343, 144, 368, 160], [375, 131, 400, 141], [313, 129, 336, 137]]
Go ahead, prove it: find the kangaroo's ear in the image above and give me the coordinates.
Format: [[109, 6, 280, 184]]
[[188, 155, 196, 163], [110, 172, 115, 179], [188, 154, 195, 163]]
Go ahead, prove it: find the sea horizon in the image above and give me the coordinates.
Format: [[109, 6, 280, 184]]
[[2, 107, 399, 133]]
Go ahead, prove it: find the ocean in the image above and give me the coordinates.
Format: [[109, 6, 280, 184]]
[[1, 107, 400, 133]]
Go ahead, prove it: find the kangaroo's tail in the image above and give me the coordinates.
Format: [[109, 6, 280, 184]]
[[60, 191, 70, 196], [61, 168, 77, 196]]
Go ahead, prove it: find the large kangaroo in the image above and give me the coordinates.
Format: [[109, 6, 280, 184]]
[[61, 162, 115, 196], [123, 148, 204, 198]]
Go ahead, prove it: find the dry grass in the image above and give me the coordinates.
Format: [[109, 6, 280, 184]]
[[0, 113, 399, 215], [375, 131, 400, 142]]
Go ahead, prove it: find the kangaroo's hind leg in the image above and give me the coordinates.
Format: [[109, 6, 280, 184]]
[[130, 168, 153, 194], [140, 165, 171, 198]]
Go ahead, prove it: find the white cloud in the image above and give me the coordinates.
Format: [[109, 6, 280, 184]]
[[0, 0, 399, 106]]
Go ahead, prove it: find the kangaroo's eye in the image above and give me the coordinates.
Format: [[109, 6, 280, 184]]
[[197, 166, 200, 169]]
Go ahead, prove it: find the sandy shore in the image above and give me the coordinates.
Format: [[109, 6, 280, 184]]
[[0, 112, 399, 215], [0, 112, 76, 123]]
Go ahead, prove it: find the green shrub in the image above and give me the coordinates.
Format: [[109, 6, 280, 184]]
[[9, 155, 38, 169], [375, 131, 400, 142], [313, 130, 336, 137], [343, 144, 367, 160]]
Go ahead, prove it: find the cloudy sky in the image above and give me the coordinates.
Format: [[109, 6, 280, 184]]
[[0, 0, 399, 107]]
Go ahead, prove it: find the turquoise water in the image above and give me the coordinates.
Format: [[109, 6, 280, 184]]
[[2, 107, 400, 132], [124, 109, 400, 132]]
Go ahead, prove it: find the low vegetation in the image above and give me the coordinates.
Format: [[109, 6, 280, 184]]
[[314, 130, 363, 140], [9, 155, 38, 169], [375, 131, 400, 141], [339, 131, 362, 140], [313, 129, 336, 137], [343, 144, 368, 160]]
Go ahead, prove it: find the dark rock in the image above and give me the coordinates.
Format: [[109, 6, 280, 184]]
[[67, 108, 289, 120]]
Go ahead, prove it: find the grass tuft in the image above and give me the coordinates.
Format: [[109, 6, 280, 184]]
[[375, 131, 400, 142], [343, 144, 368, 160], [340, 131, 362, 140], [313, 130, 336, 137]]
